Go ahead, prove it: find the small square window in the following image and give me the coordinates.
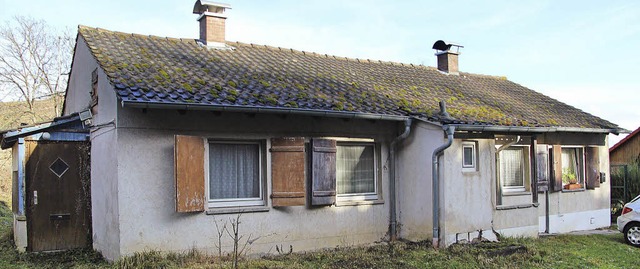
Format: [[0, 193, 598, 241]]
[[462, 141, 477, 171]]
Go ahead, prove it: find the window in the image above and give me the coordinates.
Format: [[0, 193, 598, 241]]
[[207, 141, 265, 208], [499, 146, 527, 192], [336, 142, 377, 200], [462, 141, 477, 171], [561, 147, 584, 190]]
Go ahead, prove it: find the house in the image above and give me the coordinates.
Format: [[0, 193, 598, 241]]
[[610, 126, 640, 165], [2, 1, 625, 261]]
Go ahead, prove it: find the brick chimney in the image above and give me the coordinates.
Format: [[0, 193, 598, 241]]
[[193, 1, 231, 47], [432, 40, 463, 75]]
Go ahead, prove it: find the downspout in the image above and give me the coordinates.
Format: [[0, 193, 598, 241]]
[[431, 124, 455, 248], [495, 136, 521, 206], [389, 118, 412, 241]]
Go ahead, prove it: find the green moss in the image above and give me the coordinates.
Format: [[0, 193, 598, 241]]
[[263, 94, 278, 106], [195, 78, 206, 86], [295, 83, 305, 91], [546, 119, 559, 125], [159, 70, 170, 80], [284, 101, 298, 108], [214, 83, 223, 91], [182, 83, 193, 92], [209, 89, 219, 98], [346, 104, 355, 111], [260, 80, 271, 87], [296, 92, 308, 99], [332, 101, 344, 111], [228, 89, 239, 96], [449, 106, 506, 122], [227, 80, 237, 88], [225, 95, 237, 102]]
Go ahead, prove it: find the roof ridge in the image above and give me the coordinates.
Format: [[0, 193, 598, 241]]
[[229, 40, 438, 71]]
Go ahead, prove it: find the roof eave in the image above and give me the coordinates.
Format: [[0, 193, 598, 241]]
[[451, 124, 624, 135], [120, 100, 409, 122], [1, 113, 85, 149]]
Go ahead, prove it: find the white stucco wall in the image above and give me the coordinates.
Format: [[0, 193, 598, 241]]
[[65, 37, 121, 260], [112, 107, 398, 258], [64, 37, 93, 115], [396, 121, 443, 241], [537, 141, 611, 234], [441, 139, 506, 245]]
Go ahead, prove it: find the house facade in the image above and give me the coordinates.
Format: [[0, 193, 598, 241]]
[[6, 1, 623, 261], [610, 126, 640, 165]]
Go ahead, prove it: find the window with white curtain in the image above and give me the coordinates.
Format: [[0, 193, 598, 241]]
[[336, 143, 377, 199], [561, 147, 584, 187], [499, 146, 527, 192], [208, 141, 264, 207]]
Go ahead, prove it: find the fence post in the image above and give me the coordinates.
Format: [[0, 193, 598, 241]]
[[624, 165, 629, 202]]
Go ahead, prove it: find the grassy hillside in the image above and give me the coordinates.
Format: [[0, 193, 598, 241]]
[[0, 97, 61, 207]]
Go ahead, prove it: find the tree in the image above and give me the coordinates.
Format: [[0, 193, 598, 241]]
[[0, 16, 74, 122]]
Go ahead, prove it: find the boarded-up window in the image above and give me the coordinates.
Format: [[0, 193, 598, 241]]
[[311, 139, 336, 206], [551, 145, 563, 192], [174, 135, 205, 212], [585, 147, 600, 189], [270, 137, 306, 206]]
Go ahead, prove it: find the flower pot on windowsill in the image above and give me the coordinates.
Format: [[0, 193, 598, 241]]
[[563, 183, 582, 190]]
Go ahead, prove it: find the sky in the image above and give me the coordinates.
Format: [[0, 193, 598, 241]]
[[1, 0, 638, 146]]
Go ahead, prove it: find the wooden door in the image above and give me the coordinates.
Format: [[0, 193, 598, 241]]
[[25, 141, 91, 252]]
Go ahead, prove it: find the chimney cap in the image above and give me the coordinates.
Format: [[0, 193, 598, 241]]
[[193, 0, 231, 14], [432, 40, 463, 54]]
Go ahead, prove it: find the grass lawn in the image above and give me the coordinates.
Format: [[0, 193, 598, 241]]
[[0, 199, 637, 268]]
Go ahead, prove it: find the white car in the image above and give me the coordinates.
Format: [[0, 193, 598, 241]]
[[618, 194, 640, 247]]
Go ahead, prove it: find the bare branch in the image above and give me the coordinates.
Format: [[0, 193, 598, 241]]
[[0, 16, 72, 121]]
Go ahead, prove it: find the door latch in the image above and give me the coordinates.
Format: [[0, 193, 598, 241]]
[[33, 191, 37, 205]]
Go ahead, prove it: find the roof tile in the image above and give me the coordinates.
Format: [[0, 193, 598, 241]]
[[77, 25, 620, 130]]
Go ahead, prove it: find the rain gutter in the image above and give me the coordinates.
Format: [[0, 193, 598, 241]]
[[121, 100, 408, 121]]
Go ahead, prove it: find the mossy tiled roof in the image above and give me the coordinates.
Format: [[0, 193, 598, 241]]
[[78, 26, 619, 130]]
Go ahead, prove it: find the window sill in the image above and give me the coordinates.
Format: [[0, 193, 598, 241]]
[[502, 191, 531, 197], [206, 205, 269, 215], [561, 188, 585, 193], [496, 203, 534, 210], [562, 183, 584, 192], [335, 199, 384, 207]]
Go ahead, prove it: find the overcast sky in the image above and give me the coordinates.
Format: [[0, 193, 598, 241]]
[[2, 0, 638, 146]]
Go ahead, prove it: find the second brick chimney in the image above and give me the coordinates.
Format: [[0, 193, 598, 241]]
[[193, 1, 231, 47], [432, 40, 463, 75]]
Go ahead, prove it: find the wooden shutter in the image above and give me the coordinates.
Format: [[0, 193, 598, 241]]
[[585, 147, 601, 189], [551, 145, 563, 192], [270, 137, 306, 206], [174, 135, 205, 212], [536, 145, 549, 192], [311, 139, 336, 206]]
